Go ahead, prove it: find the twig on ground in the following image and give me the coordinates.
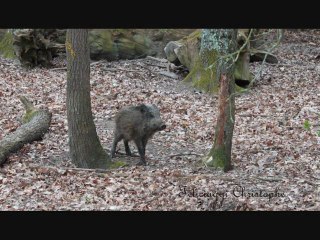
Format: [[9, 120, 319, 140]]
[[90, 60, 107, 66], [169, 153, 203, 158], [146, 56, 168, 63], [238, 114, 271, 117], [265, 62, 316, 69], [254, 177, 283, 182], [104, 67, 143, 73], [158, 71, 179, 79], [132, 63, 153, 76], [51, 60, 107, 71], [144, 62, 167, 68], [46, 158, 57, 166], [28, 164, 116, 174], [301, 180, 320, 186], [51, 67, 67, 71]]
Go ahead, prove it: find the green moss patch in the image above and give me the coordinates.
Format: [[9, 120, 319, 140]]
[[109, 160, 127, 169], [0, 31, 15, 59]]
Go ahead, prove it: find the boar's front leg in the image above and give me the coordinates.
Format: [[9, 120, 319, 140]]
[[124, 140, 132, 156], [111, 132, 122, 158]]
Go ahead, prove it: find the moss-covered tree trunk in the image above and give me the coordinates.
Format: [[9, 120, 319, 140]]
[[183, 30, 220, 93], [66, 29, 111, 169], [202, 29, 237, 172], [182, 30, 251, 92]]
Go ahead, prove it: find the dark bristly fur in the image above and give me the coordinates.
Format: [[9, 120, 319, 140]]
[[111, 104, 166, 165]]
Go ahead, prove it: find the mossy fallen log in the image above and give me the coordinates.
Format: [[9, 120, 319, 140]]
[[0, 96, 52, 166]]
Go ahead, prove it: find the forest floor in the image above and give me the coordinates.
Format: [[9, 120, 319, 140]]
[[0, 30, 319, 210]]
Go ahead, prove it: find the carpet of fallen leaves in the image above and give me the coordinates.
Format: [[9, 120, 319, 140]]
[[0, 30, 319, 210]]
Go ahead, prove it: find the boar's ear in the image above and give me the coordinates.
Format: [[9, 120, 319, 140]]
[[137, 104, 148, 113]]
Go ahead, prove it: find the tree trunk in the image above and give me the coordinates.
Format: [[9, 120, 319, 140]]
[[0, 96, 51, 166], [202, 29, 237, 172], [66, 29, 111, 169]]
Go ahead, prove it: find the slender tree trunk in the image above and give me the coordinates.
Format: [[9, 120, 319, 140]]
[[66, 29, 110, 169], [202, 29, 238, 172]]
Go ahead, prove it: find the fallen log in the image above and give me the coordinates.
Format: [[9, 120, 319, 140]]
[[0, 96, 52, 166]]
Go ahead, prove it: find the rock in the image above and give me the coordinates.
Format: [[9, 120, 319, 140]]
[[165, 30, 255, 93], [164, 29, 282, 93], [164, 41, 183, 63], [88, 29, 153, 61], [164, 30, 201, 70], [136, 29, 194, 58], [88, 29, 194, 61], [165, 29, 279, 69], [6, 29, 195, 67]]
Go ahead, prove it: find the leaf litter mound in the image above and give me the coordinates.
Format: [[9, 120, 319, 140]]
[[0, 30, 319, 210]]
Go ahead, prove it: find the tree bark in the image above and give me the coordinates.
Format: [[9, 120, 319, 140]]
[[202, 29, 237, 172], [0, 96, 51, 166], [66, 29, 111, 169]]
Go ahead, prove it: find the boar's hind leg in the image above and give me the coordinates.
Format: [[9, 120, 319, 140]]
[[111, 133, 122, 158], [135, 139, 146, 165], [124, 140, 132, 156]]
